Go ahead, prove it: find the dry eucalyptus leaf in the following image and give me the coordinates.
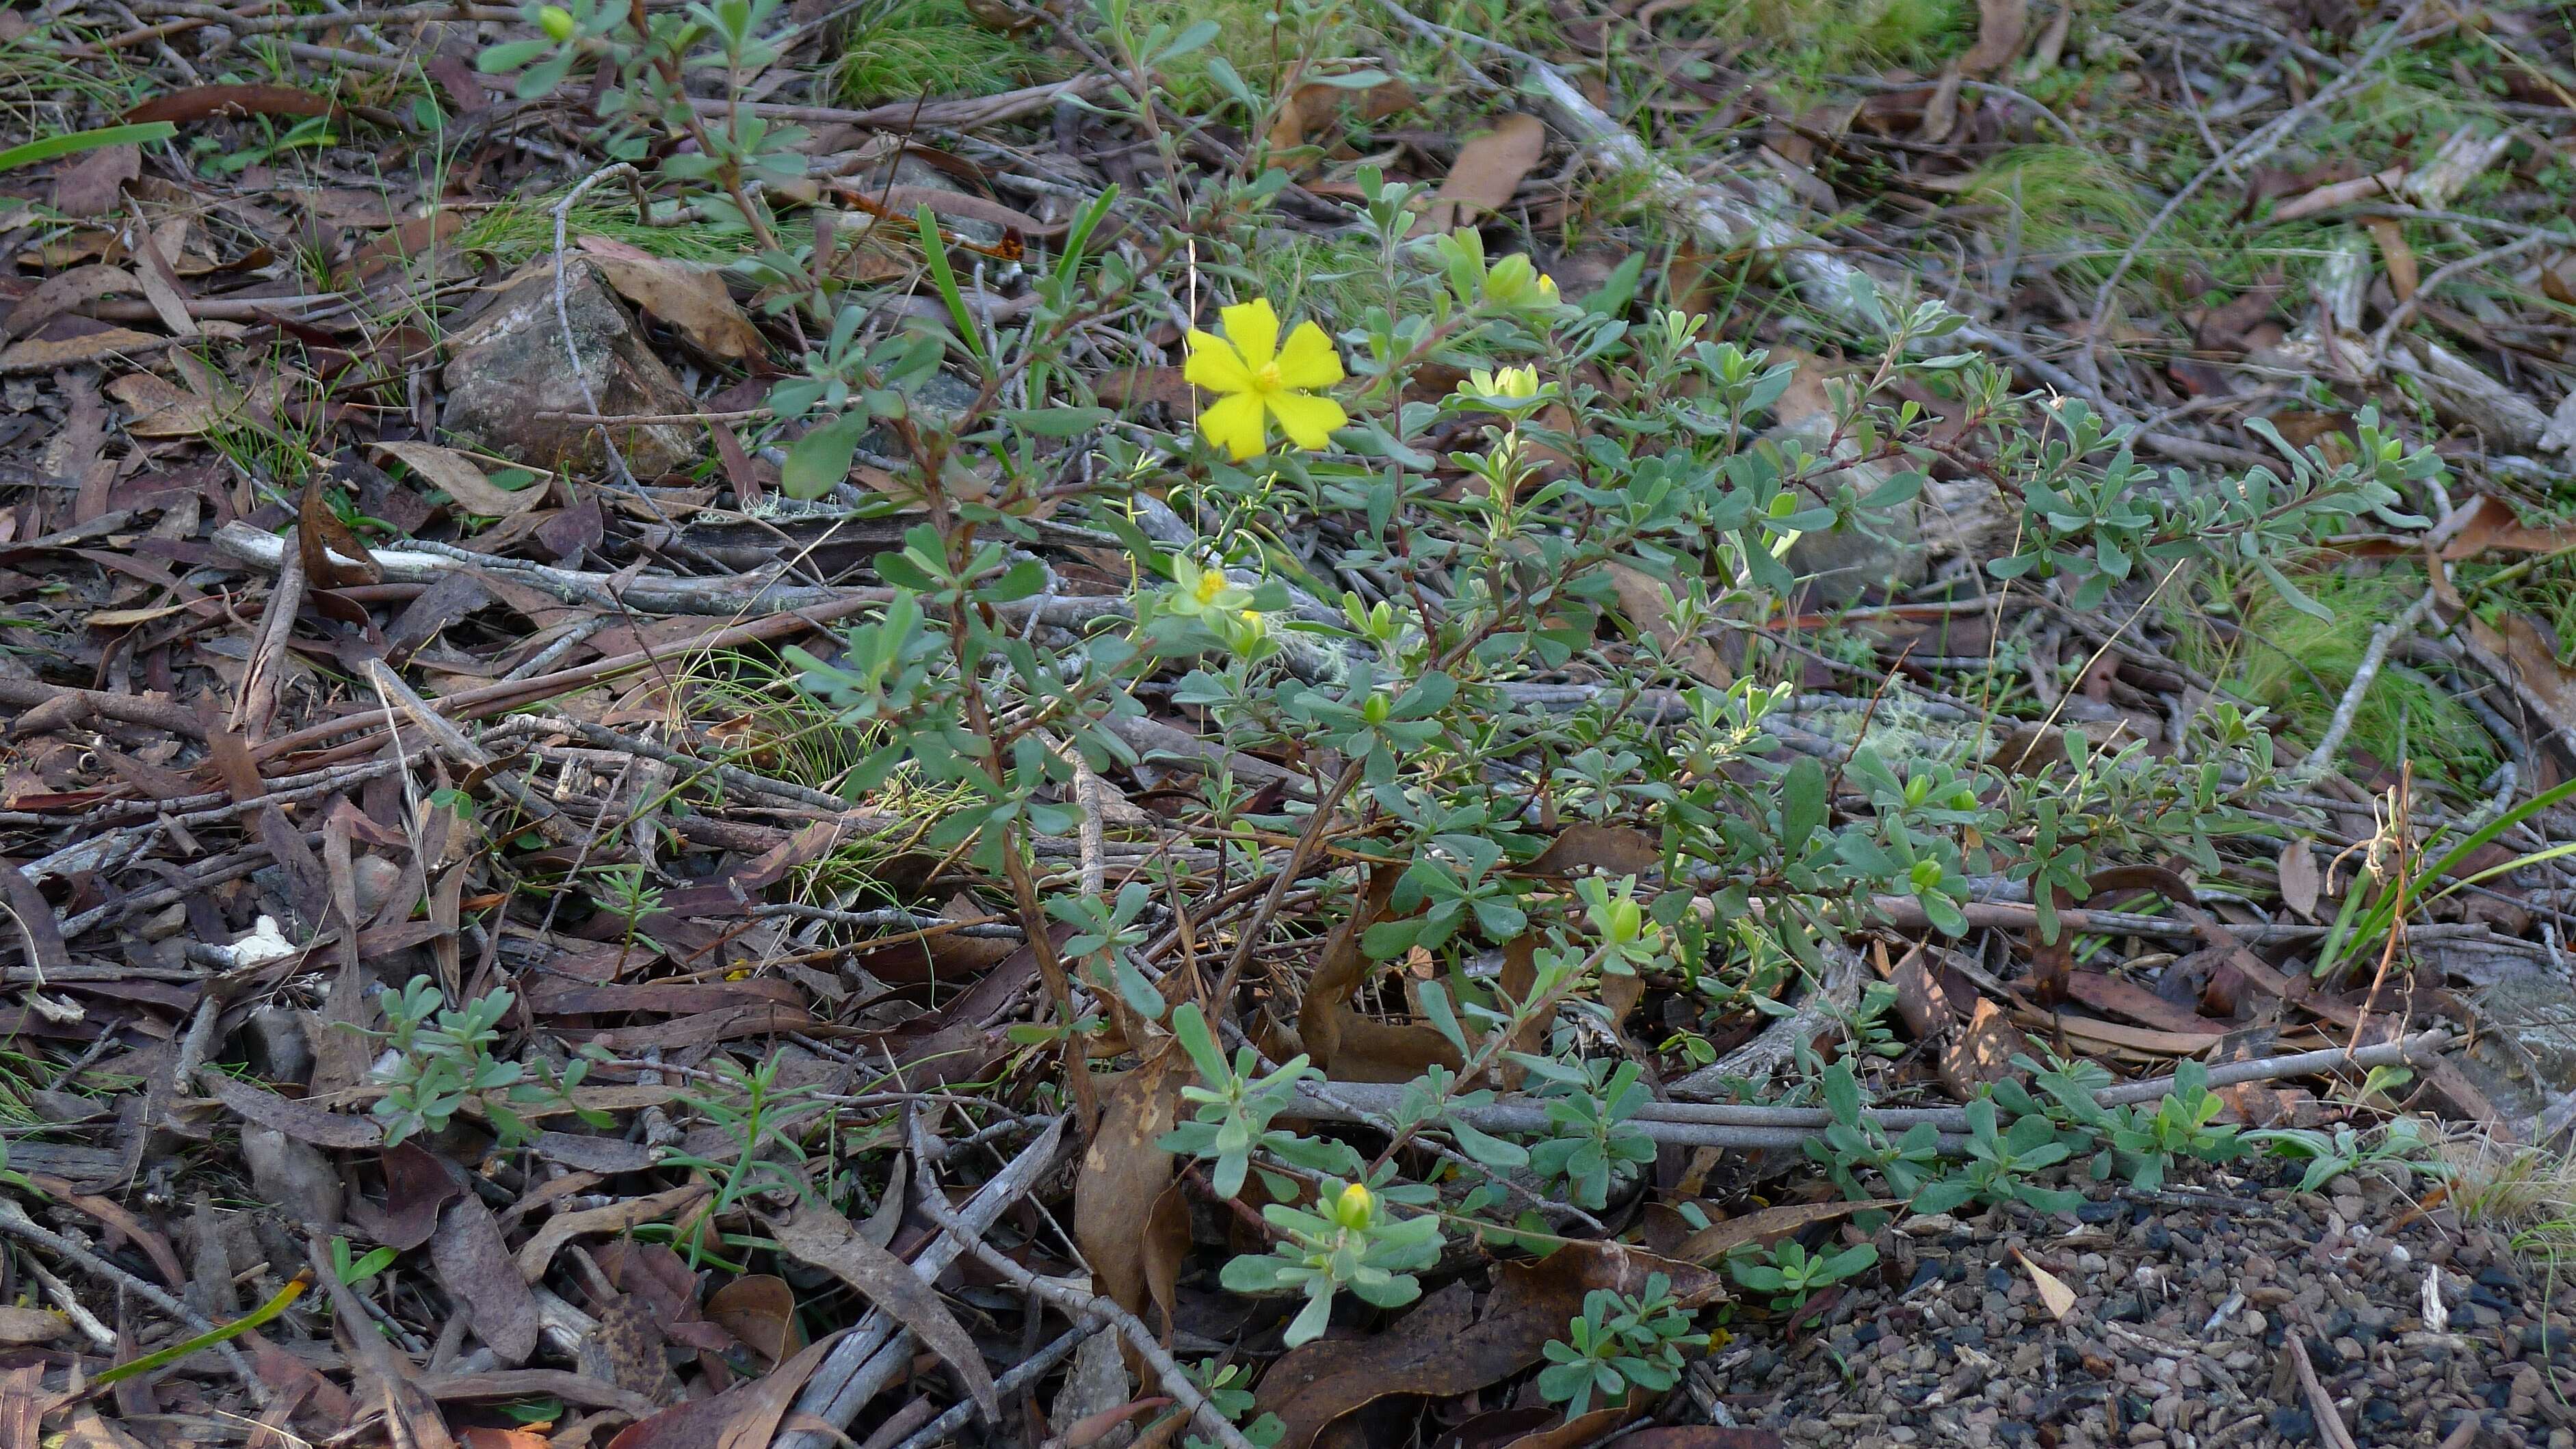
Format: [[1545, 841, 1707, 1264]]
[[2013, 1247, 2078, 1322], [1419, 113, 1545, 234], [583, 247, 765, 362], [374, 440, 544, 518]]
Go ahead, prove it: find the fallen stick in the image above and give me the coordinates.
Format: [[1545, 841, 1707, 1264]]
[[212, 520, 852, 617], [777, 1119, 1066, 1449], [1293, 1029, 2452, 1146], [910, 1152, 1259, 1449], [2291, 588, 2439, 783], [244, 593, 887, 763]]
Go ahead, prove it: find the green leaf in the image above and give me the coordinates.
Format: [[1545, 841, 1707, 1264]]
[[1779, 756, 1826, 859], [1157, 17, 1220, 59], [781, 412, 871, 500], [0, 122, 176, 175], [1449, 1117, 1529, 1169]]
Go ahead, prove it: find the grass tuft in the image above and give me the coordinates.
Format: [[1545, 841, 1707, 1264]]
[[1688, 0, 1964, 77], [832, 0, 1047, 105], [2179, 567, 2499, 795], [451, 202, 794, 266]]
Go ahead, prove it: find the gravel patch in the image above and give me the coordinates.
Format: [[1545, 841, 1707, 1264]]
[[1709, 1163, 2575, 1449]]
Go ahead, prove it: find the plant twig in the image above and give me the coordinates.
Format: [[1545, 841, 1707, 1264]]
[[912, 1169, 1258, 1449], [0, 1198, 268, 1405], [780, 1119, 1068, 1449]]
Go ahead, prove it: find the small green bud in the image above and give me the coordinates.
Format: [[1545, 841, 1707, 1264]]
[[1332, 1182, 1374, 1230], [537, 5, 576, 42]]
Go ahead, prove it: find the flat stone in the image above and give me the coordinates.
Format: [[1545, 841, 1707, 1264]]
[[440, 258, 700, 479], [1769, 413, 1927, 607]]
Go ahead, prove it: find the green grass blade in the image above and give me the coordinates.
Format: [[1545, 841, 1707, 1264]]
[[915, 203, 986, 366], [92, 1269, 312, 1388], [0, 122, 177, 175]]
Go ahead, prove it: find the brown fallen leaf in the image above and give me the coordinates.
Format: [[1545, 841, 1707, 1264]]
[[345, 1141, 464, 1251], [2364, 217, 2418, 302], [2064, 970, 2225, 1037], [0, 327, 163, 372], [582, 243, 766, 362], [107, 372, 215, 436], [602, 1327, 848, 1449], [1297, 865, 1462, 1082], [760, 1201, 1000, 1421], [1259, 1242, 1720, 1449], [1495, 1392, 1648, 1449], [1938, 996, 2032, 1098], [2014, 1248, 2077, 1321], [1671, 1199, 1898, 1264], [200, 1068, 384, 1149], [705, 1274, 804, 1368], [127, 83, 337, 124], [2, 264, 137, 342], [2278, 838, 2322, 922], [514, 1183, 711, 1284], [297, 475, 382, 589], [374, 440, 544, 518], [1417, 113, 1546, 235], [52, 144, 138, 217], [2429, 492, 2576, 560], [430, 1191, 543, 1365], [1605, 559, 1731, 685], [1958, 0, 2029, 74], [1072, 1056, 1190, 1352]]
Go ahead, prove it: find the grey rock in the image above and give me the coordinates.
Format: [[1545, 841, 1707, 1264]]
[[440, 258, 700, 478], [2465, 968, 2576, 1128], [1767, 414, 1928, 607], [239, 1003, 315, 1087]]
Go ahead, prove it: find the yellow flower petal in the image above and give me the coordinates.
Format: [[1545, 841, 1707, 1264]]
[[1272, 321, 1345, 391], [1218, 298, 1280, 371], [1200, 391, 1269, 460], [1265, 389, 1346, 451], [1183, 329, 1252, 393]]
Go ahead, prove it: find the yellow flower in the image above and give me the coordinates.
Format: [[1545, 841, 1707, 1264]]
[[1463, 365, 1540, 402], [1184, 298, 1348, 460]]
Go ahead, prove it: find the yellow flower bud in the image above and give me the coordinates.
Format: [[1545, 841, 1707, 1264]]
[[538, 4, 576, 40], [1332, 1182, 1374, 1229]]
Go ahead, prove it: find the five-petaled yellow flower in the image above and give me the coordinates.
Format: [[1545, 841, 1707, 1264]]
[[1185, 298, 1347, 460]]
